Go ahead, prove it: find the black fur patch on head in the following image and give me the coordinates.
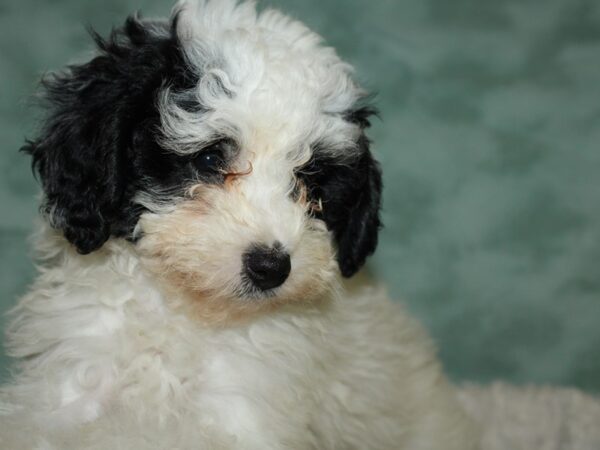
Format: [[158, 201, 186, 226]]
[[297, 113, 383, 277], [22, 15, 200, 254]]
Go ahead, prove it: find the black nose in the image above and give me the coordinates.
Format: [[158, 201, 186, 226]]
[[243, 244, 291, 291]]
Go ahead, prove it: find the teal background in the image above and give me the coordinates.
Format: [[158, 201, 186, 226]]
[[1, 0, 599, 390]]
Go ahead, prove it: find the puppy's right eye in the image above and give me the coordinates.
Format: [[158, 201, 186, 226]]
[[193, 149, 224, 172], [191, 139, 233, 174]]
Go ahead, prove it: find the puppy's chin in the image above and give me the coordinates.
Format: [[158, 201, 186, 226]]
[[137, 261, 338, 326], [146, 279, 337, 327], [135, 197, 338, 326]]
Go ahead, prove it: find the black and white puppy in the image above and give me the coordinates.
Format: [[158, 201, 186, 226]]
[[0, 1, 478, 448]]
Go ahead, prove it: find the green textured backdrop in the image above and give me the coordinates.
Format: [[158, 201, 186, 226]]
[[1, 0, 599, 390]]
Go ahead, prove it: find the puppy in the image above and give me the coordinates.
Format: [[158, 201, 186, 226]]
[[0, 1, 478, 448]]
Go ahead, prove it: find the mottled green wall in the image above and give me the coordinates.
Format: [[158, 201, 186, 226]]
[[1, 0, 599, 390]]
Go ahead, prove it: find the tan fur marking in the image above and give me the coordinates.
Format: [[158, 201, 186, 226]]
[[137, 187, 337, 327], [224, 160, 253, 188]]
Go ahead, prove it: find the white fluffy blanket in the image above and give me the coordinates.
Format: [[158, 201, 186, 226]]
[[459, 383, 600, 450]]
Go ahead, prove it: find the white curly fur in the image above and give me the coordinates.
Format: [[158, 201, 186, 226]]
[[0, 1, 478, 448]]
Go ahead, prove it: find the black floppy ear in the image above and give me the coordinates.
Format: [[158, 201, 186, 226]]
[[22, 17, 177, 254], [23, 64, 126, 253], [331, 134, 382, 277], [298, 106, 383, 277]]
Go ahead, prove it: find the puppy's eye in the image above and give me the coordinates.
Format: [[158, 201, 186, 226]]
[[191, 139, 232, 173], [194, 150, 223, 172]]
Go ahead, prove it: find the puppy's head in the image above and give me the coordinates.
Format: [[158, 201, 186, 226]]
[[24, 0, 382, 323]]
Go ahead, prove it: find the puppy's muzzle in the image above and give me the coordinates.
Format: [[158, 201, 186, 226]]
[[243, 243, 291, 291]]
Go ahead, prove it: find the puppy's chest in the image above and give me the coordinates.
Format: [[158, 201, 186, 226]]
[[112, 309, 331, 425]]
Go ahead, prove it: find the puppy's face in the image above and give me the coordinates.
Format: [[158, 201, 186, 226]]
[[25, 1, 381, 323]]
